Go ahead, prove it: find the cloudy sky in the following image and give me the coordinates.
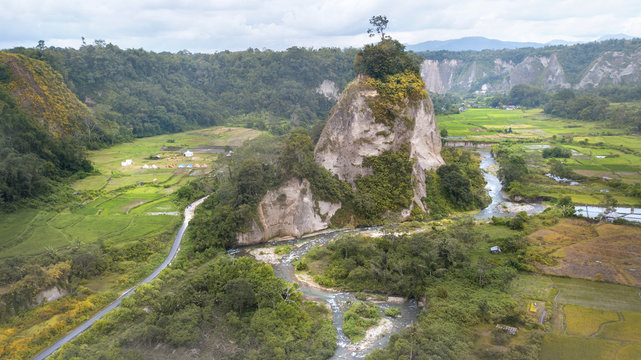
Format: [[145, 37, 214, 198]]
[[1, 0, 640, 52]]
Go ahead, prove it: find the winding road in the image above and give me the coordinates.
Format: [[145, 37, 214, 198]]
[[32, 196, 208, 360]]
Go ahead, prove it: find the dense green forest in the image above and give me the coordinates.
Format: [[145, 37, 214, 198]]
[[10, 43, 358, 137], [51, 254, 337, 359]]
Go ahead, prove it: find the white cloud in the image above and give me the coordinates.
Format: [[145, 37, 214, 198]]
[[0, 0, 640, 52]]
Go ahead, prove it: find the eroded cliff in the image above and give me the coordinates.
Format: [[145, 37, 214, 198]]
[[236, 177, 340, 245], [314, 74, 444, 212]]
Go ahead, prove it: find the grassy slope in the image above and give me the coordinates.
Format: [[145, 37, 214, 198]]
[[0, 126, 261, 258], [0, 126, 261, 360]]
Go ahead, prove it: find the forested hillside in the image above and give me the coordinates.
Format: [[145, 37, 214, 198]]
[[10, 44, 358, 137], [0, 53, 95, 208]]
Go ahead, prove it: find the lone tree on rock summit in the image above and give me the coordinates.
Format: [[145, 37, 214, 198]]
[[367, 15, 389, 41], [355, 16, 421, 79]]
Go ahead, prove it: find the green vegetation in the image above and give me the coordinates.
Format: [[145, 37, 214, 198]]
[[424, 147, 490, 218], [354, 39, 420, 80], [10, 44, 357, 138], [437, 108, 641, 206], [0, 125, 258, 359], [354, 150, 414, 222], [508, 84, 548, 108], [382, 307, 401, 317], [541, 334, 619, 360], [542, 146, 572, 158], [51, 256, 336, 360], [564, 305, 619, 337], [364, 71, 428, 126], [274, 244, 294, 255], [0, 58, 93, 209], [342, 302, 382, 343]]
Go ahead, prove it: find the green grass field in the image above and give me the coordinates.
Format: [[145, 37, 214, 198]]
[[437, 108, 620, 139], [541, 334, 619, 360], [0, 126, 262, 259], [437, 108, 641, 205], [564, 304, 619, 337], [511, 274, 641, 313]]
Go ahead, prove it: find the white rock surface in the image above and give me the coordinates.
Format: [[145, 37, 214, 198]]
[[34, 286, 67, 305], [236, 177, 340, 245], [314, 75, 444, 211], [316, 79, 340, 100]]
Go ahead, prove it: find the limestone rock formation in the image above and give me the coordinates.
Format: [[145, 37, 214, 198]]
[[236, 177, 340, 245], [314, 74, 444, 213], [316, 79, 340, 100]]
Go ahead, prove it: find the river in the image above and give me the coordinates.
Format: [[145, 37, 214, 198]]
[[474, 151, 639, 223], [225, 150, 521, 359], [32, 196, 209, 360]]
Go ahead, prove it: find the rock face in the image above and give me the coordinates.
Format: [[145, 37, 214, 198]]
[[577, 48, 641, 88], [316, 79, 340, 100], [314, 75, 444, 212], [34, 286, 68, 305], [419, 50, 641, 94], [236, 177, 340, 245]]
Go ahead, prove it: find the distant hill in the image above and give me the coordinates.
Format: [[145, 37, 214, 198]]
[[406, 36, 546, 52], [406, 35, 635, 52], [0, 52, 91, 137], [598, 34, 634, 41]]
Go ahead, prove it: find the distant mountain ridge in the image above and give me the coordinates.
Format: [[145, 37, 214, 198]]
[[407, 36, 547, 52], [406, 35, 634, 52]]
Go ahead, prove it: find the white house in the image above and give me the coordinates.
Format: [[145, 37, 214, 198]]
[[121, 159, 133, 167], [183, 150, 194, 157]]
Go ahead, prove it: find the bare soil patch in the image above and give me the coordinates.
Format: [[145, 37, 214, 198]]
[[529, 219, 641, 286]]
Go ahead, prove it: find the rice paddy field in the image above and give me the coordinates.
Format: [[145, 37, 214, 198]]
[[0, 126, 261, 259], [437, 108, 641, 206], [511, 272, 641, 360]]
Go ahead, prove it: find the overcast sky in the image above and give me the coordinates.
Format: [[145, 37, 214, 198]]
[[1, 0, 641, 53]]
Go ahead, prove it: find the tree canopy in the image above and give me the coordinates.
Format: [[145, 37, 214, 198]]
[[354, 39, 421, 80]]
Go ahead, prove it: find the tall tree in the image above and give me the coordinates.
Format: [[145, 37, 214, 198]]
[[367, 15, 389, 41]]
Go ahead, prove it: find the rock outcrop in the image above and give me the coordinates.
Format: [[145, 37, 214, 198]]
[[314, 75, 444, 212], [237, 74, 444, 244], [236, 177, 340, 245], [420, 52, 628, 94], [316, 79, 340, 100]]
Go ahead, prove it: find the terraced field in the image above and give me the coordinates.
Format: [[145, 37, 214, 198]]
[[0, 126, 261, 259], [512, 272, 641, 360], [437, 108, 641, 206]]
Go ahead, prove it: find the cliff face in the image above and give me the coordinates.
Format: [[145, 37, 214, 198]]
[[314, 75, 444, 212], [237, 74, 444, 244], [236, 177, 340, 245], [421, 48, 641, 94]]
